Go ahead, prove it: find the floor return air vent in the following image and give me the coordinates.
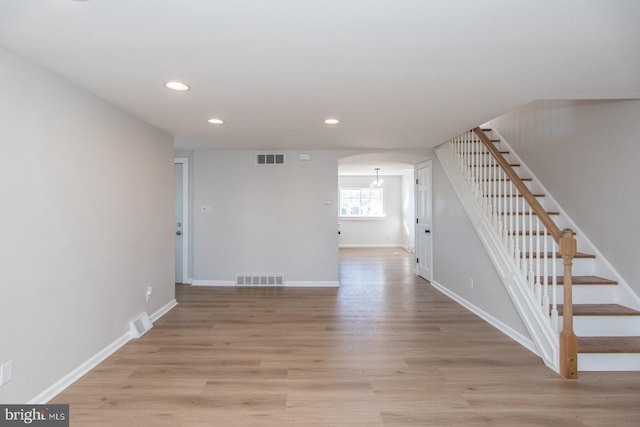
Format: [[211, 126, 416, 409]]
[[236, 275, 284, 286]]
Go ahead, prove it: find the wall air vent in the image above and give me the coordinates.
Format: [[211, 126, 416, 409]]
[[129, 312, 153, 338], [237, 274, 284, 287], [256, 153, 285, 165]]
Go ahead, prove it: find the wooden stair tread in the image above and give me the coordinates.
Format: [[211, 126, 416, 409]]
[[554, 275, 618, 285], [500, 211, 559, 216], [521, 252, 595, 259], [578, 336, 640, 353], [516, 230, 573, 235], [557, 304, 640, 316], [484, 177, 532, 181]]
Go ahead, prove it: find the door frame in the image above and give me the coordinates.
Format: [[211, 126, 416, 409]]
[[175, 157, 190, 284], [415, 159, 433, 281]]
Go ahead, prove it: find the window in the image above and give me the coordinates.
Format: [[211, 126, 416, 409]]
[[339, 188, 384, 217]]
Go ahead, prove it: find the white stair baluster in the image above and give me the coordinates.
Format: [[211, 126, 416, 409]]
[[514, 187, 520, 264], [492, 158, 498, 230], [542, 228, 550, 316], [535, 217, 542, 304], [551, 240, 559, 333], [522, 197, 527, 277], [528, 205, 535, 292], [496, 169, 503, 234], [509, 182, 514, 256], [502, 171, 508, 245], [474, 136, 479, 198]]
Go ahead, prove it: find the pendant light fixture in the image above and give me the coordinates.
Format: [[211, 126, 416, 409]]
[[370, 168, 384, 188]]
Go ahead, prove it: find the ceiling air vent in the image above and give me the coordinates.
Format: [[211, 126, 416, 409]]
[[256, 153, 285, 165]]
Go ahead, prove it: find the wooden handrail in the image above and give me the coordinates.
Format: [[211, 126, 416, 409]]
[[472, 127, 578, 379], [473, 127, 562, 243]]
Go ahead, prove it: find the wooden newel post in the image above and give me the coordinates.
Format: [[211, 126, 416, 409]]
[[559, 228, 578, 379]]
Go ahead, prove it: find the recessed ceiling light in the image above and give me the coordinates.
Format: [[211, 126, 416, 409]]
[[324, 118, 340, 125], [207, 118, 225, 125], [164, 81, 190, 92]]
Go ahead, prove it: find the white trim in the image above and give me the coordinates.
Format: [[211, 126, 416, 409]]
[[174, 157, 189, 285], [28, 298, 178, 404], [430, 280, 539, 357], [285, 281, 340, 287], [149, 299, 178, 322], [192, 280, 340, 287], [339, 244, 405, 248], [192, 280, 236, 286], [415, 160, 433, 282], [28, 332, 131, 404], [339, 216, 387, 221]]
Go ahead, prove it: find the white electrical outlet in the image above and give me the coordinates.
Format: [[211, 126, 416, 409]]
[[145, 286, 153, 302], [0, 360, 13, 386]]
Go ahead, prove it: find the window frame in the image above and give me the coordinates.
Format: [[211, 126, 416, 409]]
[[338, 187, 385, 219]]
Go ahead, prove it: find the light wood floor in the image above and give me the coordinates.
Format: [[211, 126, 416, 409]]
[[52, 248, 640, 426]]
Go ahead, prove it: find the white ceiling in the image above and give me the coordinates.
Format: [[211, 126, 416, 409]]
[[1, 0, 639, 151]]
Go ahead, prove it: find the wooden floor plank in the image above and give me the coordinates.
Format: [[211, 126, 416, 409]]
[[51, 248, 640, 426]]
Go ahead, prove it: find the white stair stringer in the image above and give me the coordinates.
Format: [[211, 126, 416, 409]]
[[435, 143, 560, 373]]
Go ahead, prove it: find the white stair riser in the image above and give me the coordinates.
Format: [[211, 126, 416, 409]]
[[578, 353, 640, 371], [555, 285, 618, 304], [559, 316, 640, 336]]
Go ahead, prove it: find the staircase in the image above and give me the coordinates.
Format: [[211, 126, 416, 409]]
[[435, 127, 640, 376]]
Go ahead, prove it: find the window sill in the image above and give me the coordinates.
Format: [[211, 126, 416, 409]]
[[339, 216, 386, 221]]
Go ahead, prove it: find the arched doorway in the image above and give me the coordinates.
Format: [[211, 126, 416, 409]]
[[337, 152, 430, 276]]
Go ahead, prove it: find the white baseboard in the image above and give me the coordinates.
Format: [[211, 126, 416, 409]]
[[29, 298, 177, 404], [28, 331, 130, 404], [285, 281, 340, 288], [191, 280, 235, 286], [430, 280, 539, 357], [149, 299, 177, 322], [339, 244, 405, 248], [192, 280, 340, 288]]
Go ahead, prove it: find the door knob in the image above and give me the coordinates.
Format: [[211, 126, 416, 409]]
[[425, 229, 431, 234], [176, 231, 182, 236]]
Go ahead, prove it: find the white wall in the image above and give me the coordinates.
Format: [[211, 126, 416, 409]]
[[491, 100, 640, 296], [192, 150, 339, 284], [338, 175, 404, 248], [0, 49, 175, 403], [432, 157, 530, 337]]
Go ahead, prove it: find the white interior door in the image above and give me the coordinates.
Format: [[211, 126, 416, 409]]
[[174, 162, 184, 284], [416, 160, 432, 281]]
